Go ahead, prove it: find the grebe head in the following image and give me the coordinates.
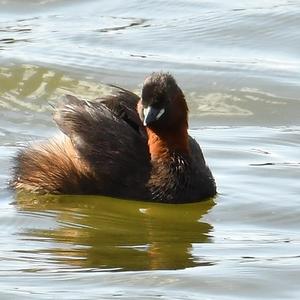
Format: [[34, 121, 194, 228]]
[[138, 72, 188, 130]]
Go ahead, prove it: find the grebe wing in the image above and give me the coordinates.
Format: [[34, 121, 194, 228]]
[[95, 86, 144, 135], [53, 95, 150, 178]]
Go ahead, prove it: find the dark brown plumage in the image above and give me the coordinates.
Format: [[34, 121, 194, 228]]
[[11, 72, 216, 203]]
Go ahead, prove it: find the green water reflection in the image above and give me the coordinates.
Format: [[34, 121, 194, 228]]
[[16, 192, 215, 271]]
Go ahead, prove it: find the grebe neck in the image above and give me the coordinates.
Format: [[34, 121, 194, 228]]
[[146, 124, 189, 161]]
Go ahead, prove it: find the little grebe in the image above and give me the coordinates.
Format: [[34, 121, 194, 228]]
[[11, 72, 216, 203]]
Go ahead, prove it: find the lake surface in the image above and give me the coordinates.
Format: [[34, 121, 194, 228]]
[[0, 0, 300, 299]]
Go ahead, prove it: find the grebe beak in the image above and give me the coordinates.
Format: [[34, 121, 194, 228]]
[[143, 106, 165, 126]]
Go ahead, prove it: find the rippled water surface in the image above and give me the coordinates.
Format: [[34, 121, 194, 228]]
[[1, 0, 300, 299]]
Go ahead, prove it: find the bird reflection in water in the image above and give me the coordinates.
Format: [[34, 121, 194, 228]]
[[15, 192, 215, 271]]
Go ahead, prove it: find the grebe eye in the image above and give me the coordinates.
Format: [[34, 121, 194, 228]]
[[156, 95, 165, 104]]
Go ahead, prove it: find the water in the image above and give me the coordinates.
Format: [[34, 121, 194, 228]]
[[1, 0, 300, 299]]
